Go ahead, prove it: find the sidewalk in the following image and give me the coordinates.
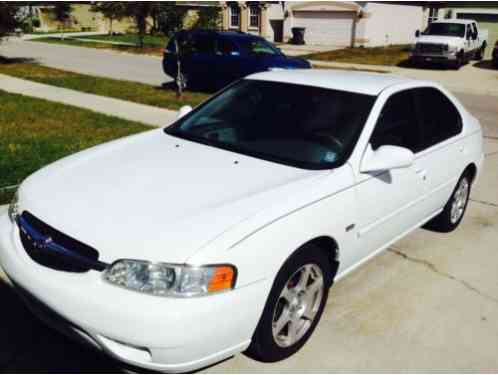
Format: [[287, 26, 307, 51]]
[[22, 31, 102, 40], [309, 59, 498, 97], [0, 74, 177, 127]]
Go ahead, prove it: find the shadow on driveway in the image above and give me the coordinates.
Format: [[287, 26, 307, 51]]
[[0, 279, 122, 373], [472, 60, 497, 70]]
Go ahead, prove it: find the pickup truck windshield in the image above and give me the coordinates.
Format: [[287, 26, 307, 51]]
[[425, 23, 466, 37], [166, 80, 375, 170]]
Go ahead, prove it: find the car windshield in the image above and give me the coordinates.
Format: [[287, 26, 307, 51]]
[[240, 39, 283, 56], [165, 80, 375, 169], [425, 23, 466, 37]]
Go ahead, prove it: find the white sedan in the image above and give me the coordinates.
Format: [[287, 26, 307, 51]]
[[0, 70, 484, 372]]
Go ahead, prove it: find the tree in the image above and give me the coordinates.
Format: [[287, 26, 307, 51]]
[[157, 3, 188, 37], [53, 2, 72, 38], [124, 2, 157, 48], [195, 5, 222, 30], [90, 2, 127, 35], [0, 2, 22, 42]]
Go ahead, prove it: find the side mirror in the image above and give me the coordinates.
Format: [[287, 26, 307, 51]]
[[360, 144, 414, 173], [415, 30, 420, 38], [177, 105, 192, 120]]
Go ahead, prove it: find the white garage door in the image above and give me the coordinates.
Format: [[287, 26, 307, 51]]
[[293, 11, 355, 46]]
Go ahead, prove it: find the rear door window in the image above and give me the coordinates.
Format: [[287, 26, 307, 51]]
[[414, 88, 462, 150]]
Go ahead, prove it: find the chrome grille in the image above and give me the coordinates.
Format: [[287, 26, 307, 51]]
[[416, 43, 446, 54]]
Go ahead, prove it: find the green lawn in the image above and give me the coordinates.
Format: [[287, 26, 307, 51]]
[[78, 33, 168, 47], [32, 36, 165, 57], [0, 90, 150, 204], [0, 58, 210, 110], [304, 45, 412, 67]]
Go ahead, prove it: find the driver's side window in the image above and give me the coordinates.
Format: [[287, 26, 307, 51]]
[[370, 90, 421, 153]]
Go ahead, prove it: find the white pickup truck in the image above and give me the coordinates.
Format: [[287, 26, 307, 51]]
[[411, 19, 488, 69]]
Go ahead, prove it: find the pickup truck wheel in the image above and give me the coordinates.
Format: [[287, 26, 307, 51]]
[[246, 245, 333, 362], [424, 173, 471, 233], [476, 46, 485, 61], [451, 54, 463, 70]]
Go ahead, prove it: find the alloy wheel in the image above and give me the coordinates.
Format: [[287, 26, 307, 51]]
[[272, 264, 324, 348], [450, 177, 469, 224]]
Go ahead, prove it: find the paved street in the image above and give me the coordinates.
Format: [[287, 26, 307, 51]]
[[0, 39, 169, 86], [0, 39, 497, 372]]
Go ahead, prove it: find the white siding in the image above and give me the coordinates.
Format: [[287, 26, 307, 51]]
[[361, 2, 425, 46]]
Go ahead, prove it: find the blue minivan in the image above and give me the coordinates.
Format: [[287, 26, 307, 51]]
[[163, 29, 311, 89]]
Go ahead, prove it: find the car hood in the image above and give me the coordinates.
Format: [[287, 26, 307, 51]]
[[416, 35, 463, 46], [19, 129, 324, 264]]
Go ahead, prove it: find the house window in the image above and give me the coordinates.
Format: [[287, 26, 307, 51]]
[[428, 8, 439, 23], [249, 6, 260, 28], [230, 5, 240, 28]]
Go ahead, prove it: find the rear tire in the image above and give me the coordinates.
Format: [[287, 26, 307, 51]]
[[246, 244, 335, 363], [425, 172, 471, 233]]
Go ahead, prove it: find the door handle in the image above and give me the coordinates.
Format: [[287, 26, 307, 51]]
[[416, 169, 427, 180], [459, 146, 465, 153]]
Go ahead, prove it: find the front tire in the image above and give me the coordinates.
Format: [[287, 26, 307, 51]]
[[425, 173, 471, 232], [246, 245, 335, 362]]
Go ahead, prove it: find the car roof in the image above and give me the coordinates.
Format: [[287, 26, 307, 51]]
[[432, 19, 474, 25], [176, 29, 262, 41], [246, 69, 417, 96]]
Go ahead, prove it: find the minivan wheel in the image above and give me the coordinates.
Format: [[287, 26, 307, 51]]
[[425, 173, 471, 233], [246, 245, 334, 362], [175, 72, 189, 90]]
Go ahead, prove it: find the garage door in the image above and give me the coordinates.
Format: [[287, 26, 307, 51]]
[[458, 13, 498, 59], [293, 11, 355, 46]]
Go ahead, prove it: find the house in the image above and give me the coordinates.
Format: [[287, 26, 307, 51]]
[[32, 3, 138, 34], [219, 1, 428, 47], [426, 1, 498, 46]]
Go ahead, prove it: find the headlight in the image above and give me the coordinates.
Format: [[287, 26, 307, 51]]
[[448, 45, 458, 53], [103, 260, 237, 297], [8, 190, 19, 223]]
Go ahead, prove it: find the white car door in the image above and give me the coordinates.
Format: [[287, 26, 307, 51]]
[[412, 87, 466, 218], [352, 89, 427, 259]]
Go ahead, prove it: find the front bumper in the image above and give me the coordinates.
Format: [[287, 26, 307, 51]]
[[0, 213, 270, 373], [411, 51, 457, 64]]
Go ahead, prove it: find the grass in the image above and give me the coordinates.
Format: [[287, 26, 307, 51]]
[[312, 63, 389, 74], [304, 45, 412, 67], [32, 36, 165, 56], [0, 90, 150, 205], [77, 33, 167, 47], [0, 57, 210, 110]]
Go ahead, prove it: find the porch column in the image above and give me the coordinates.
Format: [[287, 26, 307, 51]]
[[260, 3, 269, 38], [220, 2, 229, 31], [240, 2, 248, 32]]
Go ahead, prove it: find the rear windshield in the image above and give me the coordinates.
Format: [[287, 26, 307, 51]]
[[166, 80, 375, 170]]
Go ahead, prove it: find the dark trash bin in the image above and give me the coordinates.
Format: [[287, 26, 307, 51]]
[[291, 27, 306, 45]]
